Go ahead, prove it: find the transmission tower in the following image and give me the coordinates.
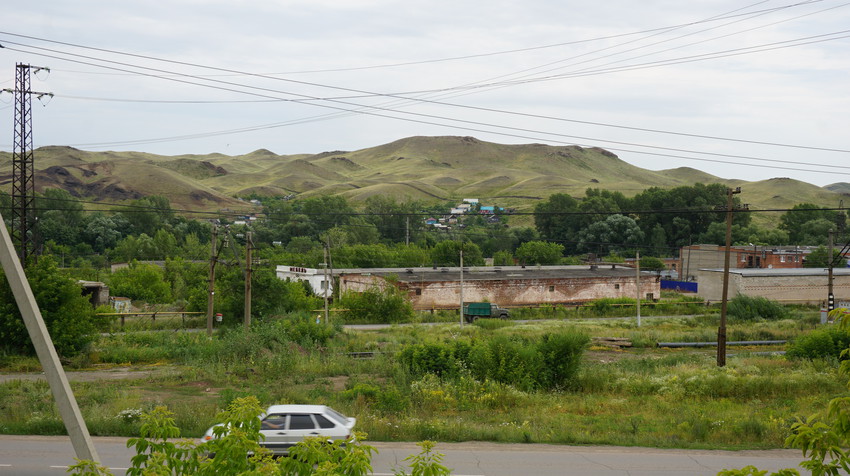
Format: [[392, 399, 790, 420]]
[[3, 63, 52, 262]]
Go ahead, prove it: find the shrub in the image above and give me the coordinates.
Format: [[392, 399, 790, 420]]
[[107, 261, 172, 304], [786, 326, 850, 360], [399, 331, 588, 391], [398, 342, 461, 378], [537, 331, 590, 390], [728, 295, 793, 322], [0, 256, 100, 357], [338, 282, 414, 324]]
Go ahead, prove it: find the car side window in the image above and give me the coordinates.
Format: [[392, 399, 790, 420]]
[[261, 414, 287, 430], [314, 414, 336, 429], [288, 414, 316, 430]]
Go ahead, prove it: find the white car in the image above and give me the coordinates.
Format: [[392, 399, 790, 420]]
[[201, 404, 356, 456]]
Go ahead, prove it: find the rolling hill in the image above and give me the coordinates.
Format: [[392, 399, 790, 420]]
[[0, 136, 845, 217]]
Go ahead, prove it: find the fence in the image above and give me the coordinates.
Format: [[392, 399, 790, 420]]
[[97, 312, 205, 328], [661, 279, 698, 293]]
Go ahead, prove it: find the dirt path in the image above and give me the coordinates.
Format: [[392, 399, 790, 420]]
[[0, 365, 174, 384]]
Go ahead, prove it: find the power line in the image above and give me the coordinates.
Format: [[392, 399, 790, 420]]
[[5, 40, 849, 177], [2, 19, 848, 156], [0, 2, 822, 76]]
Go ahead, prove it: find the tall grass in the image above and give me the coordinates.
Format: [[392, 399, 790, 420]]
[[0, 310, 842, 450]]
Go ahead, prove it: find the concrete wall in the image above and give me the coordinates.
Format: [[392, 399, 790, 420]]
[[339, 273, 661, 310], [696, 269, 850, 305]]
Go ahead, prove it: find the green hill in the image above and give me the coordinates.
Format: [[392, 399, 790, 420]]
[[0, 137, 845, 216]]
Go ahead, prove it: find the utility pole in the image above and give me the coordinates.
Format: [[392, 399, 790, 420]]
[[327, 239, 333, 324], [323, 244, 329, 324], [459, 247, 464, 327], [206, 224, 218, 336], [718, 187, 742, 367], [828, 230, 835, 312], [3, 64, 52, 263], [636, 250, 641, 327], [244, 231, 253, 329], [0, 208, 99, 462]]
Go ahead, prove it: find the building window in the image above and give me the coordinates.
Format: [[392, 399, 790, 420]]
[[549, 285, 555, 292], [415, 288, 422, 295], [614, 284, 620, 290], [780, 255, 785, 263], [320, 280, 328, 290]]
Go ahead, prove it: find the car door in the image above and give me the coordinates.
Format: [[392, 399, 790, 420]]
[[284, 413, 321, 446], [259, 413, 289, 453]]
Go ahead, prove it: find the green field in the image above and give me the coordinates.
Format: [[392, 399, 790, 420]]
[[0, 308, 843, 452]]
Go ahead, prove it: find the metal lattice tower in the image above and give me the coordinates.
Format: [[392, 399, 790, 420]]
[[7, 63, 50, 263]]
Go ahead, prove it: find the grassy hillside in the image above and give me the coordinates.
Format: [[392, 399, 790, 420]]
[[0, 137, 845, 216]]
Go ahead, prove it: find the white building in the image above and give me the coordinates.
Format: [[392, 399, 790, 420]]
[[275, 266, 333, 297]]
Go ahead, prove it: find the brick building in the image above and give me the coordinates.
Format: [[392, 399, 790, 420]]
[[678, 244, 810, 281], [336, 265, 660, 310]]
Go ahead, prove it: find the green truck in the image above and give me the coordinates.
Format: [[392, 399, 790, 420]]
[[462, 302, 510, 323]]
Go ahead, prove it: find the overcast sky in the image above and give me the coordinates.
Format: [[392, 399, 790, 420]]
[[1, 0, 848, 187]]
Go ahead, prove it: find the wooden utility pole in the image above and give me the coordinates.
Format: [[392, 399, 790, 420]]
[[0, 209, 99, 462], [244, 231, 252, 329], [718, 187, 742, 367], [206, 224, 218, 336]]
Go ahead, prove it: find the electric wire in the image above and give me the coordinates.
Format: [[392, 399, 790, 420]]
[[1, 9, 848, 155], [5, 40, 850, 177]]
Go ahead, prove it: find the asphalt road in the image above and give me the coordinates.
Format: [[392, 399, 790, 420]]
[[0, 435, 806, 476]]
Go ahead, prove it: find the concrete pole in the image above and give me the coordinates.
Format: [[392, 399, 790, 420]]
[[0, 211, 99, 462]]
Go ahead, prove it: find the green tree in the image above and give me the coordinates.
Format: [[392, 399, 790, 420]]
[[364, 196, 423, 243], [493, 250, 514, 266], [780, 203, 838, 244], [797, 219, 837, 246], [81, 213, 124, 252], [805, 246, 848, 268], [35, 188, 85, 246], [392, 244, 431, 267], [631, 183, 747, 248], [515, 241, 564, 265], [576, 214, 644, 255], [0, 256, 102, 356], [334, 244, 394, 268], [120, 195, 175, 237], [208, 266, 320, 325], [430, 241, 484, 266], [534, 193, 580, 246], [640, 256, 666, 273], [108, 261, 173, 303]]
